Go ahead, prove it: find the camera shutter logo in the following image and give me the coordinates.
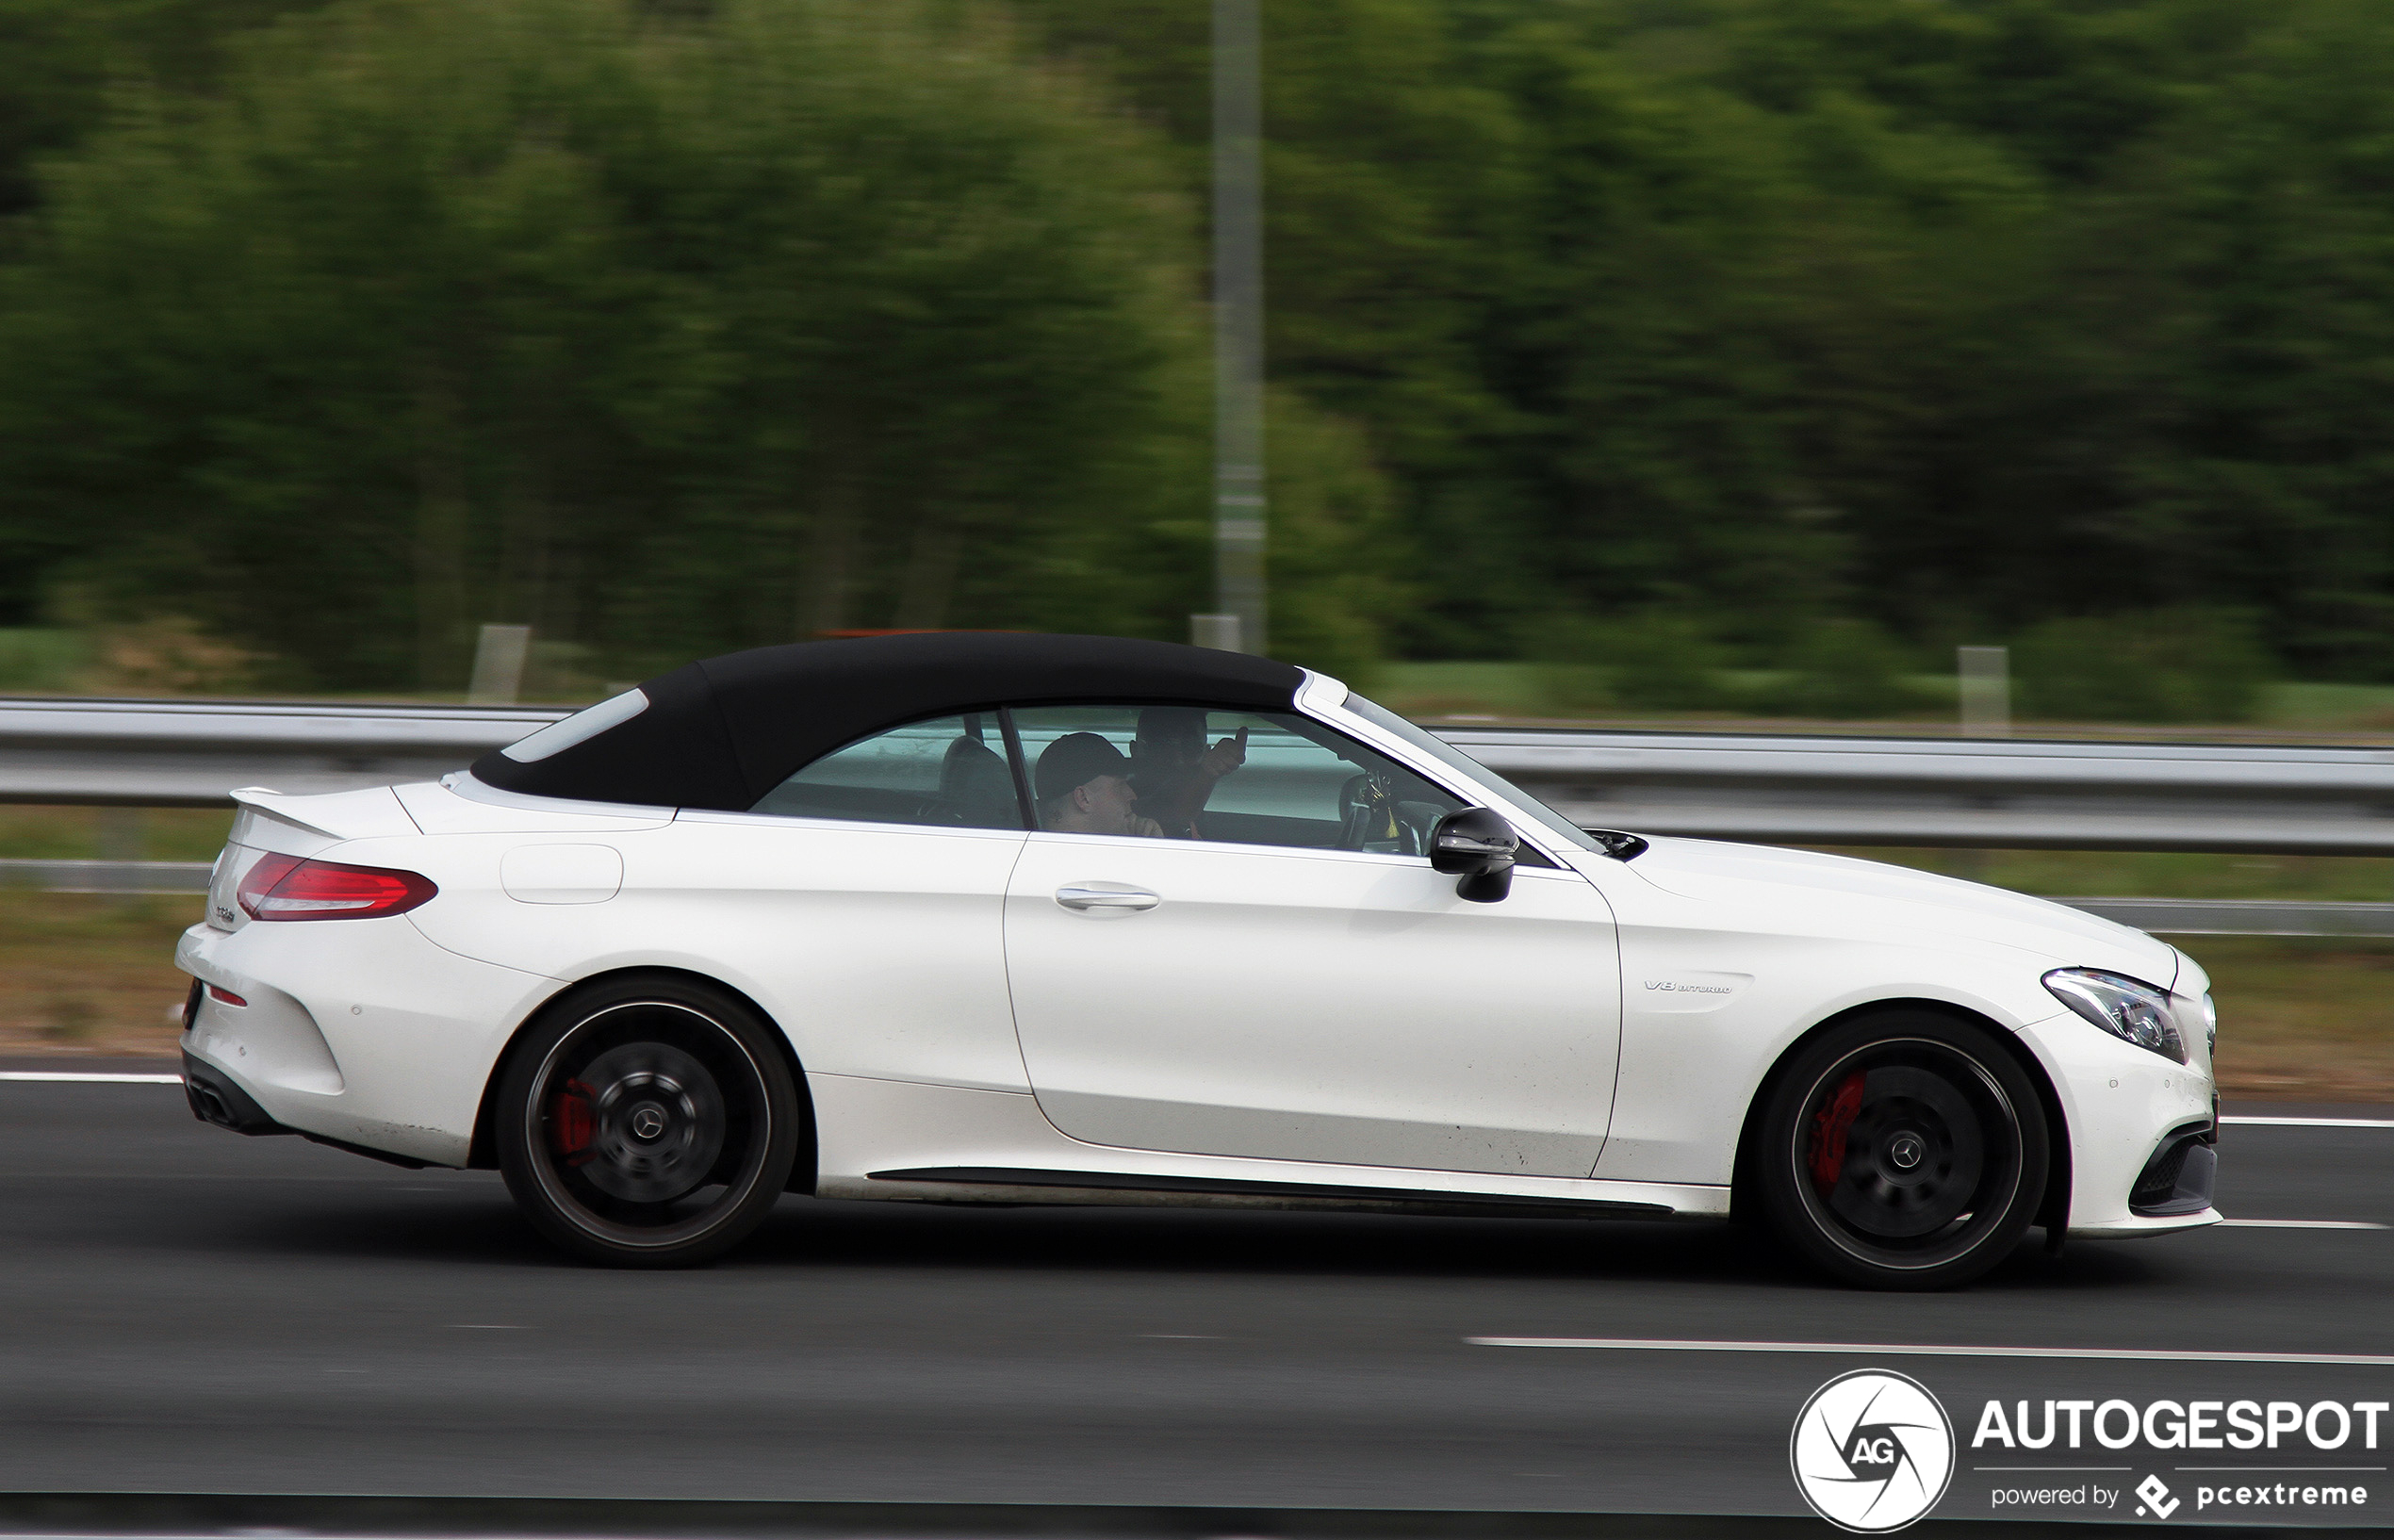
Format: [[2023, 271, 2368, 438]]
[[1790, 1368, 1957, 1532]]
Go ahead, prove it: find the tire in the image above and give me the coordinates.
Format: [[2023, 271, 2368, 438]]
[[1758, 1010, 2048, 1290], [496, 975, 802, 1268]]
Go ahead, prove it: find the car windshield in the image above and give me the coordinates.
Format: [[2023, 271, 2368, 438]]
[[1340, 693, 1602, 853]]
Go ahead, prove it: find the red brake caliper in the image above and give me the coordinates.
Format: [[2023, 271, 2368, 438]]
[[549, 1077, 597, 1167], [1808, 1072, 1866, 1192]]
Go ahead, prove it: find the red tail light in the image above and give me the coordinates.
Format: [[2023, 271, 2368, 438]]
[[236, 853, 437, 921]]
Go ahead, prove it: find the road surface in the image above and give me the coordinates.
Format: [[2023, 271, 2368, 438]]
[[2, 1073, 2388, 1525]]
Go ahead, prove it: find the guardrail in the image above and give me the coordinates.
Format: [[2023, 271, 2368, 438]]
[[1441, 727, 2394, 856], [0, 696, 559, 807], [7, 858, 2385, 938], [8, 696, 2394, 856]]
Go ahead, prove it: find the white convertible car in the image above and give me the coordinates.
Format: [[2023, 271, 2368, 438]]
[[174, 633, 2219, 1286]]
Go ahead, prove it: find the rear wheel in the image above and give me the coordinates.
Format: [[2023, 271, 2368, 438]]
[[1759, 1011, 2047, 1289], [497, 976, 800, 1268]]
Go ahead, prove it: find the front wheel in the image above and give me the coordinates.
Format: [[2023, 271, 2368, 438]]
[[1758, 1011, 2048, 1289], [497, 977, 801, 1268]]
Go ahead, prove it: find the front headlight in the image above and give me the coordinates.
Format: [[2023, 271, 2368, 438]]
[[2202, 991, 2218, 1057], [2043, 968, 2187, 1062]]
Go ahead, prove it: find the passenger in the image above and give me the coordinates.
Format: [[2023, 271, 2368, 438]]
[[1131, 707, 1248, 839], [1035, 731, 1165, 837]]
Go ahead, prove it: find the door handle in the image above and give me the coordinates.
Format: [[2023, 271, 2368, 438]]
[[1055, 884, 1160, 912]]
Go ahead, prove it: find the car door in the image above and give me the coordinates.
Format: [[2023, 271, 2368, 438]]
[[1001, 704, 1622, 1178], [637, 712, 1031, 1091]]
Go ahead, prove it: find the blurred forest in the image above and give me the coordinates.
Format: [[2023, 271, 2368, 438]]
[[5, 0, 2394, 705]]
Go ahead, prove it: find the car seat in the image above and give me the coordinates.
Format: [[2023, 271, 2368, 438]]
[[940, 736, 1021, 827]]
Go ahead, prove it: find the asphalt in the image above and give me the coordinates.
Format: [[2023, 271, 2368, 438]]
[[2, 1078, 2389, 1526]]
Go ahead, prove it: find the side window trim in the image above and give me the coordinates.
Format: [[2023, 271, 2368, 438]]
[[675, 806, 1028, 839], [997, 707, 1038, 832], [1022, 826, 1439, 865]]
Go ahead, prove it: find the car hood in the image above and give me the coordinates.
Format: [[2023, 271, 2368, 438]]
[[1607, 836, 2182, 990]]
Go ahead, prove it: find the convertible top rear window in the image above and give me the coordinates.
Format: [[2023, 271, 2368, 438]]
[[499, 687, 649, 763]]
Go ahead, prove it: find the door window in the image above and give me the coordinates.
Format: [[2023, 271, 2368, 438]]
[[751, 713, 1025, 829], [1008, 705, 1463, 852]]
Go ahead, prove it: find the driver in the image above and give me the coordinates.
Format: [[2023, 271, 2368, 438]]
[[1035, 732, 1166, 837], [1130, 707, 1248, 840]]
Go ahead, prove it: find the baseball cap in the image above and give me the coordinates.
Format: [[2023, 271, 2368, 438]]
[[1035, 731, 1130, 801]]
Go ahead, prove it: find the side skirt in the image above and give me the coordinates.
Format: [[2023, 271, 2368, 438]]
[[867, 1165, 1677, 1220]]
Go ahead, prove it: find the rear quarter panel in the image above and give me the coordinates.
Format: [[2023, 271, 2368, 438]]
[[380, 814, 1031, 1094]]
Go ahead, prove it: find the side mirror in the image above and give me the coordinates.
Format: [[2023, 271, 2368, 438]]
[[1430, 808, 1517, 903]]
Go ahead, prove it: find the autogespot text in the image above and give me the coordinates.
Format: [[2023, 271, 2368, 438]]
[[1973, 1397, 2388, 1451], [1973, 1398, 2386, 1519]]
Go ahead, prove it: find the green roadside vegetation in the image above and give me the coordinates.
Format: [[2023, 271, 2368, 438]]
[[0, 807, 234, 862], [9, 2, 2394, 698], [1374, 662, 2394, 736], [2173, 937, 2394, 1102], [0, 895, 200, 1060], [0, 807, 2383, 1100]]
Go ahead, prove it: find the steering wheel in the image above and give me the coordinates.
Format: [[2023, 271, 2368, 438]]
[[1336, 773, 1396, 850]]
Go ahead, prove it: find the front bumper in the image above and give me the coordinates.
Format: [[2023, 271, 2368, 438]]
[[2068, 1121, 2220, 1238], [2016, 1008, 2219, 1237]]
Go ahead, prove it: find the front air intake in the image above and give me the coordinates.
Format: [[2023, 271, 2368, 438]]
[[2130, 1127, 2217, 1217]]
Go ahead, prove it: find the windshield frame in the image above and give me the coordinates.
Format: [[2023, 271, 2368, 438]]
[[1332, 693, 1604, 855]]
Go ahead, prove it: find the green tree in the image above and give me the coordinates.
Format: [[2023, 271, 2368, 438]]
[[0, 0, 334, 218], [0, 0, 1397, 688], [2013, 611, 2272, 721], [2080, 0, 2394, 678]]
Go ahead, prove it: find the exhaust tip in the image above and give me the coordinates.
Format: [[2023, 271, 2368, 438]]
[[179, 1053, 289, 1137]]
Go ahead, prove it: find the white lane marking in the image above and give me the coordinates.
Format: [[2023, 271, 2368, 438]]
[[2219, 1218, 2387, 1230], [0, 1071, 181, 1084], [1466, 1337, 2394, 1366], [2222, 1115, 2394, 1128]]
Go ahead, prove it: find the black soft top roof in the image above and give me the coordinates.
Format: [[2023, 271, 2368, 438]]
[[469, 631, 1308, 811]]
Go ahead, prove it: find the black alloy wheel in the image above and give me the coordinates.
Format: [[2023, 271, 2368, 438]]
[[1758, 1010, 2048, 1289], [497, 975, 802, 1267]]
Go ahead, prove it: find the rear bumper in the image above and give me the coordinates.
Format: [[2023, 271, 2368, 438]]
[[182, 1047, 437, 1169], [176, 915, 559, 1168], [181, 1050, 287, 1137]]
